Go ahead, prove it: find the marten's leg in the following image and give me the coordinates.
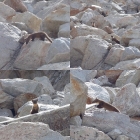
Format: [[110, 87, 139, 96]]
[[40, 35, 45, 41], [97, 102, 104, 108], [31, 36, 35, 41]]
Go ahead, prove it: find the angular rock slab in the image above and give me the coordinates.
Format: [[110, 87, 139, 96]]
[[0, 122, 66, 140], [82, 111, 140, 140], [0, 104, 70, 136], [70, 125, 111, 140]]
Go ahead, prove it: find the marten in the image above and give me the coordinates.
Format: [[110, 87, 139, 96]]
[[30, 98, 39, 114], [87, 98, 120, 112], [111, 36, 120, 44], [25, 32, 52, 44]]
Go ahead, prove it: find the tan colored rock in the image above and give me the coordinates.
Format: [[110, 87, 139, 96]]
[[14, 93, 37, 113], [103, 26, 113, 34], [12, 11, 42, 32], [0, 2, 16, 21], [71, 24, 108, 39], [14, 40, 51, 70], [42, 5, 69, 33], [70, 74, 88, 117], [4, 0, 27, 13]]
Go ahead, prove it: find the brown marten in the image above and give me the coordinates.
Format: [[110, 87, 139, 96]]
[[25, 32, 52, 44], [111, 36, 120, 44], [30, 98, 39, 114], [88, 98, 120, 112]]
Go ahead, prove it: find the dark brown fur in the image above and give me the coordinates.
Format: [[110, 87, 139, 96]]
[[92, 98, 120, 112], [30, 98, 39, 114], [111, 36, 120, 44], [25, 32, 52, 44]]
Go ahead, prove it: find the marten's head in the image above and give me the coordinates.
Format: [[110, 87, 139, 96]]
[[32, 98, 38, 104]]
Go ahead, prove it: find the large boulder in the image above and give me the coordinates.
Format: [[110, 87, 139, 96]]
[[12, 11, 42, 32], [0, 22, 21, 70], [14, 40, 51, 70]]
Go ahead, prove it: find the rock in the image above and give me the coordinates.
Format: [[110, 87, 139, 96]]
[[0, 109, 13, 117], [110, 58, 140, 70], [107, 129, 122, 139], [70, 74, 88, 117], [45, 38, 70, 64], [85, 82, 110, 103], [12, 11, 42, 32], [18, 99, 58, 117], [0, 2, 16, 21], [14, 40, 51, 70], [33, 76, 55, 96], [0, 105, 70, 136], [71, 36, 109, 69], [115, 70, 140, 87], [70, 68, 97, 82], [0, 122, 67, 140], [0, 90, 14, 109], [70, 116, 82, 126], [105, 46, 140, 66], [105, 45, 125, 66], [82, 111, 140, 140], [37, 61, 70, 70], [0, 116, 14, 122], [129, 39, 140, 50], [0, 22, 21, 70], [71, 24, 108, 39], [58, 23, 70, 38], [0, 78, 44, 97], [116, 135, 133, 140], [11, 22, 33, 33], [113, 83, 140, 117], [42, 5, 69, 34], [4, 0, 27, 13], [14, 93, 37, 113], [70, 125, 111, 140]]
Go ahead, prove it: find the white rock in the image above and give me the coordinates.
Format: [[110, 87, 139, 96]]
[[82, 111, 140, 140], [113, 83, 140, 116], [129, 39, 140, 50], [110, 58, 140, 70], [37, 61, 70, 70], [33, 76, 55, 96], [107, 129, 122, 139], [0, 109, 13, 118], [85, 82, 110, 103], [0, 78, 44, 97], [116, 70, 140, 87], [70, 68, 97, 82], [45, 38, 70, 64], [70, 116, 82, 126], [14, 40, 51, 70], [58, 23, 70, 38], [0, 116, 14, 122], [0, 22, 21, 69], [71, 125, 111, 140], [0, 122, 66, 140]]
